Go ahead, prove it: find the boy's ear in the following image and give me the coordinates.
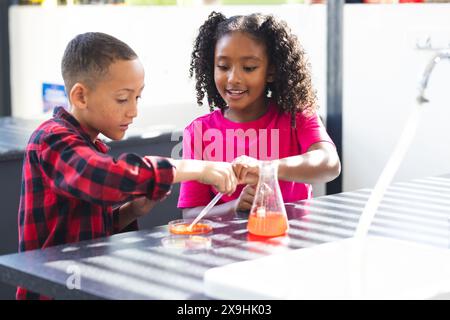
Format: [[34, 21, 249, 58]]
[[69, 83, 88, 109], [267, 65, 275, 83]]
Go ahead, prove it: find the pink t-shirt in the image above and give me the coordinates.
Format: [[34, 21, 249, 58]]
[[177, 100, 334, 208]]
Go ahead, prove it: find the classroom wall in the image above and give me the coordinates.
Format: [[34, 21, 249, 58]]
[[8, 4, 327, 128]]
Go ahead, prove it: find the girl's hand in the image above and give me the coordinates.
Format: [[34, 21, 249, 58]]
[[232, 155, 260, 185], [235, 184, 256, 212]]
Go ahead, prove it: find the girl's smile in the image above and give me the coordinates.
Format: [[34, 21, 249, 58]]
[[225, 88, 248, 100]]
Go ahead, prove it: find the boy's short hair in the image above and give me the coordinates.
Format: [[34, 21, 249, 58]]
[[61, 32, 138, 94]]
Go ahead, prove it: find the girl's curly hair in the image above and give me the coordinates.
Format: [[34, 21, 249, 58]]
[[190, 11, 317, 126]]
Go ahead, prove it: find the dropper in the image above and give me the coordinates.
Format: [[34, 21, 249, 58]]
[[187, 192, 223, 231]]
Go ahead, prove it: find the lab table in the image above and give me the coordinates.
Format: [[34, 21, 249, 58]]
[[0, 174, 449, 299]]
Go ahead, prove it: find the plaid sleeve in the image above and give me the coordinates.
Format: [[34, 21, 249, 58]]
[[39, 129, 175, 205]]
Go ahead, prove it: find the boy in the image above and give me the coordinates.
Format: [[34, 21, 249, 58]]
[[17, 32, 238, 299]]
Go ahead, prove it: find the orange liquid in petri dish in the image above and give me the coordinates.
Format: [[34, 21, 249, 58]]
[[169, 222, 212, 235], [247, 211, 288, 237]]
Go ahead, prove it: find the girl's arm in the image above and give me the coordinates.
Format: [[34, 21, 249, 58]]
[[277, 142, 341, 184], [186, 142, 340, 221], [233, 142, 341, 184]]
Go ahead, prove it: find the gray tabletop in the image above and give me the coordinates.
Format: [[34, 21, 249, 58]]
[[0, 117, 40, 160], [0, 174, 449, 299]]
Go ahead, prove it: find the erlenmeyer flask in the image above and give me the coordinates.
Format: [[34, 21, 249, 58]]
[[247, 161, 288, 237]]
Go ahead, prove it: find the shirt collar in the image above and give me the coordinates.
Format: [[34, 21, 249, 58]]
[[53, 106, 109, 153]]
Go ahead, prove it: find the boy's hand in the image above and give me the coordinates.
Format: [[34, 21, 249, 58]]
[[128, 197, 157, 217], [235, 184, 256, 212], [118, 197, 157, 231], [198, 161, 238, 195], [232, 155, 260, 185]]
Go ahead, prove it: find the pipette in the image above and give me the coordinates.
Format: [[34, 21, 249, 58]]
[[187, 192, 223, 231]]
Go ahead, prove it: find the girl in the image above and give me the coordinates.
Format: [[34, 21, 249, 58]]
[[178, 12, 341, 219]]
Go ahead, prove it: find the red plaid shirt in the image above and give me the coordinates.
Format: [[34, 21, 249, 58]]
[[17, 107, 175, 299]]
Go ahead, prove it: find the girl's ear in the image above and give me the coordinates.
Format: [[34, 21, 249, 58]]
[[70, 83, 88, 110], [267, 65, 275, 83]]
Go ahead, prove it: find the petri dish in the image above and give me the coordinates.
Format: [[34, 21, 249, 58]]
[[161, 235, 212, 250], [168, 219, 213, 235]]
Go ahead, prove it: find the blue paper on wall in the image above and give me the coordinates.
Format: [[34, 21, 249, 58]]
[[42, 83, 68, 113]]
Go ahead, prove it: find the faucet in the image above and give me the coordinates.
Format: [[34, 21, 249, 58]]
[[417, 49, 450, 104], [355, 47, 450, 239]]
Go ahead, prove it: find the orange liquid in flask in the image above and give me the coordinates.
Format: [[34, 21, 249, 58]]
[[247, 210, 288, 237]]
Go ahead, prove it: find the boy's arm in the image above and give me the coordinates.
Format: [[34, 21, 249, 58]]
[[112, 159, 242, 230], [113, 158, 241, 231], [37, 130, 243, 234], [40, 131, 174, 205], [170, 159, 237, 194]]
